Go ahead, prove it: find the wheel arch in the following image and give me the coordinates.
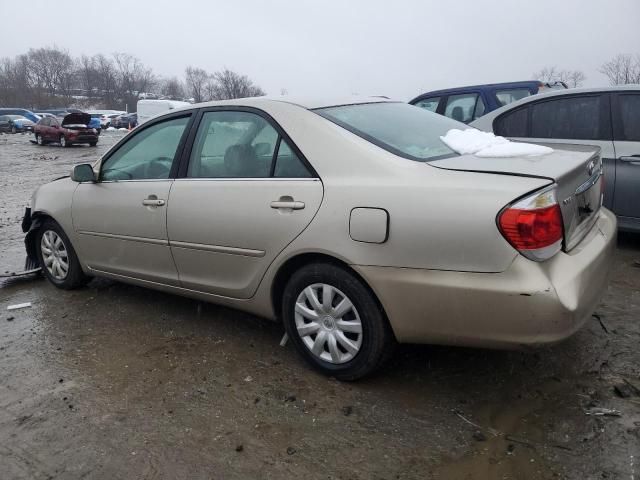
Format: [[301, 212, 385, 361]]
[[270, 252, 391, 330], [24, 211, 62, 265]]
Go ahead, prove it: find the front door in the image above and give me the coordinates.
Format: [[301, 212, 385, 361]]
[[612, 93, 640, 227], [72, 114, 192, 285], [167, 109, 323, 299]]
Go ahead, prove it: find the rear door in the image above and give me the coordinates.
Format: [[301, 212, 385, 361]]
[[167, 108, 323, 299], [612, 92, 640, 227]]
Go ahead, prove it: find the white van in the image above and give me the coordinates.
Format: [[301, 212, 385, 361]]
[[136, 99, 191, 125]]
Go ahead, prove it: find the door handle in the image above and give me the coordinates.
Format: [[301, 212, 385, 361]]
[[142, 198, 166, 207], [620, 156, 640, 164], [270, 200, 305, 210]]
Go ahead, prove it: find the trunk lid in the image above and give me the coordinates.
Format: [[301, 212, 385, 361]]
[[431, 144, 603, 252], [61, 112, 91, 128]]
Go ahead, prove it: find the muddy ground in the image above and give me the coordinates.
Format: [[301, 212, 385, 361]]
[[0, 132, 639, 480]]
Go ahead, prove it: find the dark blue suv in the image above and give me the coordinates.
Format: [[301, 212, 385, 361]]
[[409, 80, 566, 124]]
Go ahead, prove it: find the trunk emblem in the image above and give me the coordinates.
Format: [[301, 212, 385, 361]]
[[562, 196, 573, 205], [587, 159, 596, 176]]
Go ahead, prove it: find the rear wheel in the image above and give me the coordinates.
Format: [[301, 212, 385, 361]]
[[36, 219, 90, 290], [60, 135, 70, 147], [36, 134, 45, 145], [282, 263, 395, 381]]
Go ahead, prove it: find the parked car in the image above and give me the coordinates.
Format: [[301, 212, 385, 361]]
[[87, 110, 126, 128], [137, 99, 190, 125], [111, 113, 137, 129], [410, 80, 567, 124], [0, 108, 40, 123], [0, 115, 35, 133], [35, 112, 58, 119], [471, 85, 640, 233], [23, 97, 616, 380], [33, 112, 99, 147]]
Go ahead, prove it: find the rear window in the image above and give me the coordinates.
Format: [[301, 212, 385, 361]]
[[617, 94, 640, 141], [315, 102, 459, 162]]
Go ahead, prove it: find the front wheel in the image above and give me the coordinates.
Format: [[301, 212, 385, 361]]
[[60, 135, 70, 147], [36, 134, 45, 145], [11, 126, 16, 134], [282, 263, 395, 381], [36, 219, 90, 289]]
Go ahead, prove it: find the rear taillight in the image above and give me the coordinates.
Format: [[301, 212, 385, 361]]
[[498, 186, 563, 261]]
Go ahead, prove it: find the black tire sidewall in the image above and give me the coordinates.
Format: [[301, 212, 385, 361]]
[[282, 263, 393, 380], [36, 220, 88, 289]]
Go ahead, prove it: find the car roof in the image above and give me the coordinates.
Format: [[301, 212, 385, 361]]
[[471, 84, 640, 127], [409, 81, 546, 102], [188, 95, 397, 111]]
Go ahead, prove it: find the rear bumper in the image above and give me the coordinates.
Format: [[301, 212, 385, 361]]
[[354, 208, 617, 348]]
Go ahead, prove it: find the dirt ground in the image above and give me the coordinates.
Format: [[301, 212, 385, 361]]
[[1, 132, 639, 480]]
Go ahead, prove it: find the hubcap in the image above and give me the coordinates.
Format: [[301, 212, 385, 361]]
[[60, 137, 66, 146], [294, 283, 363, 364], [41, 230, 69, 280]]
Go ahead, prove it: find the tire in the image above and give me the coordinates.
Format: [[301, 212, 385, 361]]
[[60, 135, 70, 147], [11, 126, 16, 134], [282, 262, 395, 381], [89, 142, 97, 147], [36, 219, 90, 290], [36, 134, 45, 146]]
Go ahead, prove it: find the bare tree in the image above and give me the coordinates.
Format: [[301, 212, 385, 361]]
[[533, 66, 586, 87], [208, 68, 266, 100], [599, 54, 640, 85], [160, 77, 185, 100], [185, 66, 209, 103]]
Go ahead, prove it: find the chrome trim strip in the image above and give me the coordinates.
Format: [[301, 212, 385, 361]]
[[575, 168, 602, 195], [77, 230, 168, 246], [170, 240, 265, 257]]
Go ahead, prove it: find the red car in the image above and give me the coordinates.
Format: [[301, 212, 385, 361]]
[[34, 112, 99, 147]]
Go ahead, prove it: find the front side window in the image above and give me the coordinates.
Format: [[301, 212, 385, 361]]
[[187, 110, 311, 178], [100, 116, 190, 181], [443, 93, 484, 123], [316, 102, 459, 162], [495, 88, 531, 107], [617, 94, 640, 142], [530, 95, 602, 140], [414, 97, 440, 113]]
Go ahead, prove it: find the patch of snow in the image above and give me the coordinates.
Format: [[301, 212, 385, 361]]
[[441, 129, 553, 158], [117, 128, 129, 132], [106, 126, 116, 131]]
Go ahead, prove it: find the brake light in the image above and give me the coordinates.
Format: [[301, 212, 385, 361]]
[[498, 186, 563, 261]]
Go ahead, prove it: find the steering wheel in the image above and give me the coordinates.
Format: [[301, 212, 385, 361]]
[[145, 156, 173, 178]]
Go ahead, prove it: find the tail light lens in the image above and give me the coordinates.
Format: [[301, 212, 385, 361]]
[[498, 186, 564, 262]]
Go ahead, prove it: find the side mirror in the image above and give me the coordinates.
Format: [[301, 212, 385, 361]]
[[71, 164, 96, 183]]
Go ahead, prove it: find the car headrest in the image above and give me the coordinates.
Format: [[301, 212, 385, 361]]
[[224, 144, 258, 177], [451, 106, 464, 122]]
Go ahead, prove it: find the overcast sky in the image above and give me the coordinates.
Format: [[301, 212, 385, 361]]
[[4, 0, 639, 100]]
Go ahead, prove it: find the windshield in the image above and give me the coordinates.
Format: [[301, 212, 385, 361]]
[[315, 102, 460, 162]]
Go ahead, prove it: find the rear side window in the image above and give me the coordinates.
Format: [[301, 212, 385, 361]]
[[187, 110, 312, 179], [530, 96, 602, 140], [443, 93, 485, 123], [495, 88, 531, 107], [495, 107, 528, 137], [414, 97, 440, 113], [617, 94, 640, 141]]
